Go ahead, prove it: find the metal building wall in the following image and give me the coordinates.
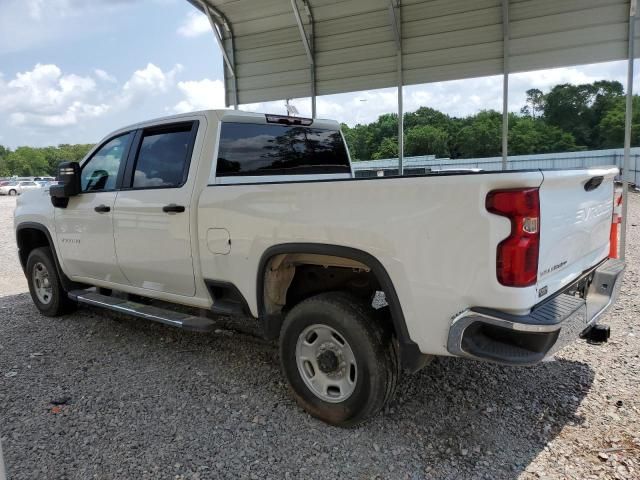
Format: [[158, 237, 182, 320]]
[[352, 148, 640, 185]]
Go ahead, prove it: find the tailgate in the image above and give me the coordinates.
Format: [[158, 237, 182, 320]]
[[537, 167, 617, 298]]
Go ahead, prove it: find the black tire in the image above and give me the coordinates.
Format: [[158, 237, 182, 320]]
[[279, 292, 398, 426], [8, 189, 17, 196], [26, 247, 76, 317]]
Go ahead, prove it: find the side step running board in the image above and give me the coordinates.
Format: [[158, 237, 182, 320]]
[[69, 290, 216, 332]]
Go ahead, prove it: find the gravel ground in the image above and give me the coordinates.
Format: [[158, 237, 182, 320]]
[[0, 193, 638, 480]]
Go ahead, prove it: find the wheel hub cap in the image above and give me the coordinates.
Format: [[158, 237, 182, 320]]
[[317, 349, 339, 374], [32, 262, 53, 305], [295, 324, 358, 403]]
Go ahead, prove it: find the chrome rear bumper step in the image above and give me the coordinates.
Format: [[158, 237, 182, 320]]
[[447, 258, 624, 365], [68, 290, 216, 332]]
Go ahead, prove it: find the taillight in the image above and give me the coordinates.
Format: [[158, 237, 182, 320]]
[[486, 188, 540, 287]]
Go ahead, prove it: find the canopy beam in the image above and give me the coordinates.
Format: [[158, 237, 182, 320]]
[[388, 0, 403, 175], [201, 1, 238, 108], [501, 0, 510, 170], [620, 0, 636, 260], [291, 0, 316, 117]]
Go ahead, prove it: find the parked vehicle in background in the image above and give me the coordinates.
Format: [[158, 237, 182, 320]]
[[0, 181, 40, 196], [13, 110, 625, 426]]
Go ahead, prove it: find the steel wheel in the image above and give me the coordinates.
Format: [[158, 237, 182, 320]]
[[32, 261, 53, 305], [295, 323, 358, 403], [281, 292, 399, 426]]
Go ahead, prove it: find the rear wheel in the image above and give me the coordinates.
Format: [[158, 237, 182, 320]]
[[26, 247, 76, 316], [279, 292, 398, 426], [8, 189, 17, 196]]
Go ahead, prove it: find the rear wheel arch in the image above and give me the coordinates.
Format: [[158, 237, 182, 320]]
[[256, 243, 425, 371]]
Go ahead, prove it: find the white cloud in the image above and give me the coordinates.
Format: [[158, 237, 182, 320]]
[[177, 11, 210, 37], [123, 63, 181, 94], [119, 63, 183, 108], [26, 0, 44, 20], [0, 62, 184, 130], [95, 69, 117, 83], [0, 63, 108, 127], [173, 78, 226, 113]]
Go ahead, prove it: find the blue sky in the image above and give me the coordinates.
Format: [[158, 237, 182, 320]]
[[0, 0, 635, 148]]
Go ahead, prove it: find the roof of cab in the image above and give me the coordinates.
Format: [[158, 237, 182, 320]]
[[112, 109, 341, 137]]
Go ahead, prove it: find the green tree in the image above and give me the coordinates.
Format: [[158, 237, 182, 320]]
[[509, 116, 579, 155], [405, 125, 449, 157], [404, 107, 451, 131], [0, 143, 94, 177], [598, 96, 640, 148], [543, 80, 624, 149], [456, 110, 502, 158], [372, 137, 399, 159], [4, 147, 49, 176], [341, 123, 374, 160], [520, 88, 544, 118]]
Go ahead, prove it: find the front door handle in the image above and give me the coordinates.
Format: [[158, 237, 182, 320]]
[[162, 204, 185, 213], [94, 204, 111, 213]]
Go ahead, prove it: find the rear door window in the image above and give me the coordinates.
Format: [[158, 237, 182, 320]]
[[130, 122, 198, 189], [216, 123, 350, 178]]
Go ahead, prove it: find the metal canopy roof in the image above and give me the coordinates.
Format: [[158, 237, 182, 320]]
[[187, 0, 638, 261], [188, 0, 637, 107]]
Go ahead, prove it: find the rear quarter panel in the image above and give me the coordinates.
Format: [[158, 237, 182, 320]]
[[197, 171, 544, 356]]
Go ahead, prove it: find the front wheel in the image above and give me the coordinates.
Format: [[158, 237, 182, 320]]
[[8, 189, 17, 196], [26, 247, 76, 317], [279, 292, 398, 426]]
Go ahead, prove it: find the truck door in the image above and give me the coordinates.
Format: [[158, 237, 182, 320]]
[[112, 120, 200, 297], [54, 132, 133, 283]]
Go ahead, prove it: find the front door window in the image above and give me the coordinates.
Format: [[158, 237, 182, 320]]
[[81, 133, 133, 192]]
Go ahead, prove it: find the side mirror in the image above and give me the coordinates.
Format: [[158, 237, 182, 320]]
[[50, 161, 81, 208]]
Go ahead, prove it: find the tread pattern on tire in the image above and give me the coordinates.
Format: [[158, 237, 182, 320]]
[[280, 291, 399, 426], [26, 247, 76, 317]]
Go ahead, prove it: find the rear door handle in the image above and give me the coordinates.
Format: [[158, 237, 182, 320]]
[[162, 204, 185, 213], [94, 204, 111, 213]]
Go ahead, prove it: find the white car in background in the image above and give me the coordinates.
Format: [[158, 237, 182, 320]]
[[0, 181, 40, 196]]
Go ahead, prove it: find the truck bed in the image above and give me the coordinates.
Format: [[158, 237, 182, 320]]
[[197, 166, 617, 356]]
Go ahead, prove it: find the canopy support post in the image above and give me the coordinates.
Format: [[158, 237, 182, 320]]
[[501, 0, 510, 170], [203, 1, 238, 109], [389, 0, 403, 175], [291, 0, 316, 118], [621, 0, 636, 260]]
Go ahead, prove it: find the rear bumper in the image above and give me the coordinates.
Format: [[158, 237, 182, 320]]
[[447, 258, 625, 365]]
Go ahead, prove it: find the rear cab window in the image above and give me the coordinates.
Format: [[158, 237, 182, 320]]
[[212, 120, 351, 184]]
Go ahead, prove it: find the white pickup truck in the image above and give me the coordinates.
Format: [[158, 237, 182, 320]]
[[14, 110, 624, 425]]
